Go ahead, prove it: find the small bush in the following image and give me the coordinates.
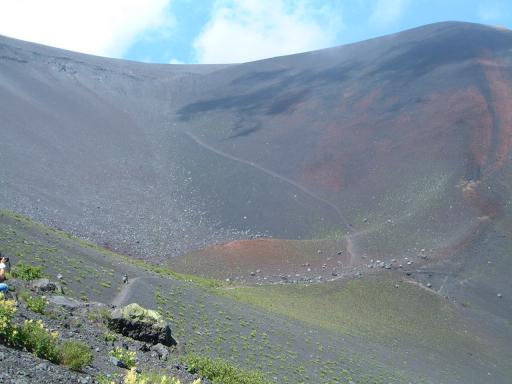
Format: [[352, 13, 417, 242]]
[[96, 374, 114, 384], [19, 319, 61, 363], [184, 353, 269, 384], [0, 293, 17, 345], [60, 340, 93, 371], [11, 263, 44, 281], [20, 291, 47, 314], [110, 347, 137, 368], [0, 295, 72, 366], [104, 331, 118, 342], [124, 368, 201, 384]]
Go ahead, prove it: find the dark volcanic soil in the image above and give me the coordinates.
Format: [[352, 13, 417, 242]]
[[1, 22, 512, 268], [1, 22, 512, 383], [2, 211, 511, 384]]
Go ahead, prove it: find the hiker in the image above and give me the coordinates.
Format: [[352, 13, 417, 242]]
[[3, 257, 10, 273], [0, 256, 7, 282], [123, 273, 128, 284]]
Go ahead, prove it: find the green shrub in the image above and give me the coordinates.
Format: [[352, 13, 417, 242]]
[[11, 263, 44, 281], [124, 368, 201, 384], [96, 375, 114, 384], [103, 331, 118, 342], [60, 340, 93, 371], [20, 291, 47, 314], [0, 295, 71, 366], [183, 353, 269, 384], [19, 319, 61, 363], [110, 347, 136, 368], [0, 294, 17, 345]]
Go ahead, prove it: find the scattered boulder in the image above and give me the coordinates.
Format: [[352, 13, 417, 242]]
[[110, 356, 128, 369], [29, 279, 63, 294], [36, 362, 49, 371], [151, 343, 169, 361], [108, 303, 176, 346]]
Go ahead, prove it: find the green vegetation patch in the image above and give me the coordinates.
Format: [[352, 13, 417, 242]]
[[110, 346, 137, 368], [184, 353, 270, 384], [17, 318, 62, 363], [60, 340, 93, 371], [222, 276, 471, 349], [20, 291, 47, 314], [0, 209, 223, 290], [11, 262, 45, 281]]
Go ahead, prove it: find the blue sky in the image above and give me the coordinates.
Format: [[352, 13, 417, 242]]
[[0, 0, 511, 64]]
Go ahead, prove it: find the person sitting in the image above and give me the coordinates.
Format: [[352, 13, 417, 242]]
[[0, 256, 6, 282], [4, 257, 10, 273], [0, 254, 10, 295]]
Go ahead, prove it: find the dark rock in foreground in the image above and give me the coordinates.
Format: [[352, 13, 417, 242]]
[[108, 303, 177, 346]]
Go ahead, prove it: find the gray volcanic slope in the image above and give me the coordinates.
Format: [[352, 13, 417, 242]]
[[1, 21, 512, 266]]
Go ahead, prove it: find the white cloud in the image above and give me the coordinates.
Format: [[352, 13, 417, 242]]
[[193, 0, 342, 64], [169, 58, 184, 64], [369, 0, 408, 27], [0, 0, 172, 57], [477, 4, 505, 22]]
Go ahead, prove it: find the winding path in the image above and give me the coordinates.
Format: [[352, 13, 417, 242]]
[[184, 131, 353, 232], [111, 277, 140, 307]]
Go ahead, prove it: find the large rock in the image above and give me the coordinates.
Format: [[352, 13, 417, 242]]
[[108, 303, 176, 346], [29, 278, 64, 294]]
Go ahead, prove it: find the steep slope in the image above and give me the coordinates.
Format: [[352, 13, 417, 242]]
[[1, 21, 511, 264], [1, 22, 512, 382], [1, 210, 511, 383]]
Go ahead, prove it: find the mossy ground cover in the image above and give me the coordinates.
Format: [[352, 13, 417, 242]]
[[222, 276, 463, 345], [221, 275, 512, 382]]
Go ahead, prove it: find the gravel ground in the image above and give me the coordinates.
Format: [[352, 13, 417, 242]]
[[1, 280, 208, 384]]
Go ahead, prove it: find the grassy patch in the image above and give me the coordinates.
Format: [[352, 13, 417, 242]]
[[124, 369, 201, 384], [60, 340, 93, 371], [110, 347, 137, 368], [20, 291, 47, 314], [183, 353, 270, 384], [10, 262, 44, 281], [222, 276, 468, 348], [0, 210, 223, 290], [18, 319, 62, 363]]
